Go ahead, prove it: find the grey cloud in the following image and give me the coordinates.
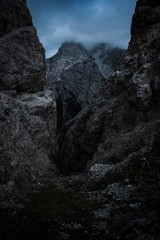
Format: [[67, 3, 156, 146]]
[[27, 0, 137, 58]]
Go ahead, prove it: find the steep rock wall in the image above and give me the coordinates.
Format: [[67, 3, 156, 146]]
[[0, 0, 57, 204], [56, 58, 106, 129], [0, 0, 45, 93]]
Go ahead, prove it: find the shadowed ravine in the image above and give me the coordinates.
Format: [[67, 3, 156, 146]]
[[0, 143, 160, 239], [0, 0, 160, 239]]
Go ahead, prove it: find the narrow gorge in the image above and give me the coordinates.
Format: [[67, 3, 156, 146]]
[[0, 0, 160, 239]]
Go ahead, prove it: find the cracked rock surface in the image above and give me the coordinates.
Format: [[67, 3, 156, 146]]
[[0, 0, 58, 201]]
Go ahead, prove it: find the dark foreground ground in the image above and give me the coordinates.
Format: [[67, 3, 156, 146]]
[[0, 139, 160, 240]]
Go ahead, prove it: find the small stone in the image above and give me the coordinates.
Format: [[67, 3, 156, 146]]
[[10, 157, 19, 168], [0, 146, 4, 152]]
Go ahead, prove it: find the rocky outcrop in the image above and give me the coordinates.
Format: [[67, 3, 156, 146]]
[[47, 42, 125, 130], [0, 0, 45, 93], [129, 0, 160, 52], [47, 42, 99, 128], [89, 43, 125, 78], [0, 26, 45, 92], [0, 0, 57, 204], [56, 58, 106, 129], [46, 41, 88, 88], [0, 0, 32, 37], [46, 41, 106, 129], [56, 0, 160, 175]]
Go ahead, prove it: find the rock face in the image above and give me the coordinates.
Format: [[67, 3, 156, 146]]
[[129, 0, 160, 52], [46, 42, 124, 130], [56, 0, 160, 175], [0, 0, 45, 93], [46, 41, 106, 129], [0, 0, 32, 37], [0, 0, 57, 204], [55, 2, 160, 236], [89, 43, 125, 78], [46, 41, 89, 88], [56, 58, 106, 129]]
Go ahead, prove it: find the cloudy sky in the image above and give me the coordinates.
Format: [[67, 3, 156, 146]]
[[27, 0, 137, 58]]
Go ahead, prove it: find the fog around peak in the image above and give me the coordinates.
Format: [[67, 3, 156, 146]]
[[27, 0, 137, 58]]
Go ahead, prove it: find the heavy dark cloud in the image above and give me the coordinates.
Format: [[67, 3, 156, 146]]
[[27, 0, 137, 58]]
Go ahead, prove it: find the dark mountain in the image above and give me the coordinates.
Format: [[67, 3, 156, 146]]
[[46, 41, 89, 88], [56, 58, 106, 129], [46, 41, 124, 129], [56, 0, 160, 175], [89, 43, 126, 78], [46, 41, 106, 129]]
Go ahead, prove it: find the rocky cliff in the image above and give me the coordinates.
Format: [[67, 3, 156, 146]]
[[129, 0, 160, 52], [56, 58, 106, 129], [46, 41, 106, 129], [46, 41, 125, 130], [0, 0, 57, 205], [54, 1, 160, 236], [0, 0, 45, 92], [0, 0, 32, 37], [56, 0, 160, 175], [46, 41, 89, 88]]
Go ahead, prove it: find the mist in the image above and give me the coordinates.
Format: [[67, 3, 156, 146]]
[[27, 0, 137, 58]]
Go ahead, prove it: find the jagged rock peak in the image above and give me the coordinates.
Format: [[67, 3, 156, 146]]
[[46, 41, 106, 129], [57, 41, 89, 60], [56, 58, 106, 129], [46, 41, 88, 87]]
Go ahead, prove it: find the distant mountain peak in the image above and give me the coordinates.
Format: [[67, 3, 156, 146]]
[[46, 41, 88, 87], [89, 43, 126, 78], [57, 41, 88, 59]]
